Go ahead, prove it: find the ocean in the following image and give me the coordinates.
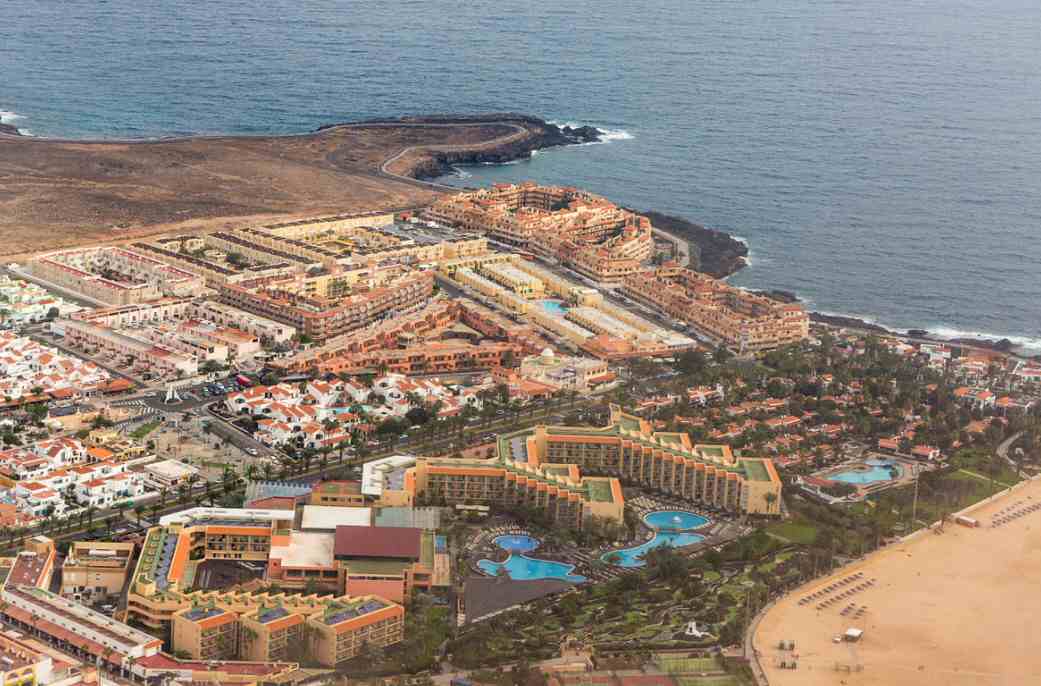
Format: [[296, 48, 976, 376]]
[[2, 0, 1039, 349]]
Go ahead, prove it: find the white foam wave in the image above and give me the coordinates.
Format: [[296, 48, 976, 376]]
[[549, 120, 635, 144], [0, 110, 34, 136], [599, 128, 634, 141], [815, 309, 883, 327], [449, 166, 472, 179], [925, 326, 1041, 351]]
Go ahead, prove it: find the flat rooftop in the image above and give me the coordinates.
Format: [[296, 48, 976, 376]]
[[269, 531, 335, 568], [300, 505, 372, 531]]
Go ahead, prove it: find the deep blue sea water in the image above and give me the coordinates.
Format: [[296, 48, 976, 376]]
[[3, 0, 1039, 348]]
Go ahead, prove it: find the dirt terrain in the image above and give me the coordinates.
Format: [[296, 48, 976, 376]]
[[0, 115, 575, 257]]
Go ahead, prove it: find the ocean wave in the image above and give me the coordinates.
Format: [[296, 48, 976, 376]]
[[809, 312, 1041, 351], [925, 326, 1041, 351], [449, 166, 472, 179], [549, 120, 634, 144], [1, 109, 34, 135]]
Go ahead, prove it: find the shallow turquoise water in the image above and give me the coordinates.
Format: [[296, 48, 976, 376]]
[[478, 534, 586, 582], [830, 459, 902, 485], [602, 510, 710, 568], [645, 510, 709, 531], [540, 300, 568, 317]]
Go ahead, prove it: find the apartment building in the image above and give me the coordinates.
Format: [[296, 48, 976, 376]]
[[310, 481, 366, 508], [28, 247, 204, 306], [218, 269, 434, 342], [424, 182, 653, 283], [60, 541, 136, 603], [312, 340, 522, 376], [238, 606, 306, 663], [308, 597, 404, 667], [123, 506, 420, 664], [173, 606, 240, 660], [622, 267, 809, 353], [2, 539, 295, 684]]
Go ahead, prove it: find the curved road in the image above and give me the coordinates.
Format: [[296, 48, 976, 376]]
[[1, 119, 536, 192]]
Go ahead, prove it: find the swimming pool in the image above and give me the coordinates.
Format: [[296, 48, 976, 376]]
[[477, 534, 586, 583], [602, 510, 710, 568], [645, 510, 708, 531], [830, 459, 902, 485], [540, 299, 568, 316]]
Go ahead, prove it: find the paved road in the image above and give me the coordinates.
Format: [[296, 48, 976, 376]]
[[378, 122, 528, 190], [998, 430, 1025, 476]]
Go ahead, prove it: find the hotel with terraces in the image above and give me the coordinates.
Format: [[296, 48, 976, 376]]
[[123, 506, 440, 666], [395, 406, 781, 520]]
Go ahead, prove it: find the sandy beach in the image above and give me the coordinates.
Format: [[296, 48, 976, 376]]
[[754, 476, 1041, 685]]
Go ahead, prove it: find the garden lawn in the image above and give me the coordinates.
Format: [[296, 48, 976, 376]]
[[766, 519, 817, 545]]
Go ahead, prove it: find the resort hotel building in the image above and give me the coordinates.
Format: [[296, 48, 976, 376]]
[[395, 406, 781, 521], [122, 506, 448, 665]]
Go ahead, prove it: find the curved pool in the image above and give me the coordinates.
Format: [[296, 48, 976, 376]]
[[602, 510, 710, 568], [645, 510, 709, 531], [478, 534, 586, 583], [830, 459, 902, 485]]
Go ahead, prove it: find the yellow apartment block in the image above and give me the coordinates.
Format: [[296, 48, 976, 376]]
[[494, 406, 782, 516]]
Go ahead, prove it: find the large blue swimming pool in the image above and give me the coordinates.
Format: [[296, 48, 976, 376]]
[[830, 459, 902, 485], [602, 510, 710, 568], [478, 534, 586, 583]]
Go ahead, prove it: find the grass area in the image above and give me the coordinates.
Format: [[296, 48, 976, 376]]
[[765, 519, 817, 545], [675, 677, 742, 686], [756, 551, 794, 574], [657, 655, 721, 673], [129, 420, 160, 440]]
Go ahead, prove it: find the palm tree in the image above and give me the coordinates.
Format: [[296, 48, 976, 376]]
[[158, 486, 169, 507], [133, 503, 145, 525], [764, 492, 778, 515], [221, 467, 238, 497]]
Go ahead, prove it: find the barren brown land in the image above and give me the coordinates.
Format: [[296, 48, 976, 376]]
[[754, 477, 1041, 686], [0, 115, 570, 257]]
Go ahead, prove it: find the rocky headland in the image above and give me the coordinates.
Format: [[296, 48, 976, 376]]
[[637, 210, 749, 278]]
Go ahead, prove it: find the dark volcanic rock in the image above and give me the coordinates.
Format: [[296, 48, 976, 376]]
[[636, 210, 749, 278], [0, 122, 21, 136], [316, 113, 603, 179], [753, 289, 799, 304], [809, 312, 893, 335]]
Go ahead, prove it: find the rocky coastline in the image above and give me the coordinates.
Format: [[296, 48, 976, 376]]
[[0, 122, 22, 136], [320, 113, 603, 180], [809, 312, 1016, 353], [637, 211, 749, 279]]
